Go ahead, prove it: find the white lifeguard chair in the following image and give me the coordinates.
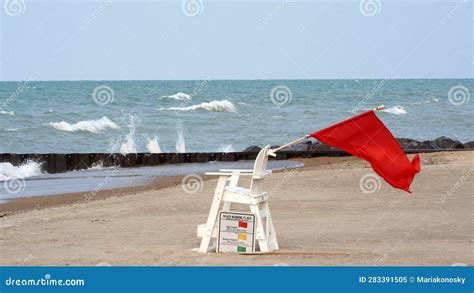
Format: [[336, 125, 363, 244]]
[[197, 145, 279, 253]]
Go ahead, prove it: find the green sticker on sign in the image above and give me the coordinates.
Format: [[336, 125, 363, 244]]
[[237, 246, 246, 252]]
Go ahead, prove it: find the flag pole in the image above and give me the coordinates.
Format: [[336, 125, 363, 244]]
[[373, 105, 385, 111], [269, 105, 385, 154], [270, 135, 310, 153]]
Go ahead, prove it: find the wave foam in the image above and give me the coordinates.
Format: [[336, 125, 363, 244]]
[[381, 106, 407, 115], [120, 115, 137, 155], [147, 136, 162, 153], [413, 98, 440, 105], [219, 144, 235, 152], [159, 100, 236, 113], [0, 110, 14, 116], [160, 92, 192, 100], [176, 125, 186, 153], [0, 161, 43, 181], [88, 161, 107, 170], [120, 138, 137, 155], [49, 116, 120, 133]]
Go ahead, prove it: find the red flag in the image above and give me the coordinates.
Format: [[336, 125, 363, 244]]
[[309, 110, 420, 193]]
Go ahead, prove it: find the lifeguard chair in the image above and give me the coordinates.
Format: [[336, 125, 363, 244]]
[[197, 145, 279, 253]]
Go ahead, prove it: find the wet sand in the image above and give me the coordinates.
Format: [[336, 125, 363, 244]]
[[0, 152, 472, 266]]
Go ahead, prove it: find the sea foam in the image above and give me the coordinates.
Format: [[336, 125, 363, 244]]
[[49, 116, 120, 133], [0, 110, 14, 116], [219, 144, 235, 152], [176, 125, 186, 153], [120, 137, 137, 155], [120, 115, 137, 155], [160, 92, 192, 100], [381, 106, 407, 115], [147, 136, 162, 153], [159, 100, 237, 113], [0, 161, 43, 181]]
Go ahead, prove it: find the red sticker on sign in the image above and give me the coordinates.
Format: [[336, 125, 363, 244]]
[[238, 221, 248, 228]]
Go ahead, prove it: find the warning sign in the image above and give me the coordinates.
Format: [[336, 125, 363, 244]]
[[217, 212, 256, 253]]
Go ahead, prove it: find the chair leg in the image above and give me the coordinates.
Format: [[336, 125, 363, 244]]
[[265, 202, 279, 251], [250, 203, 269, 252], [199, 176, 227, 253], [212, 201, 233, 250]]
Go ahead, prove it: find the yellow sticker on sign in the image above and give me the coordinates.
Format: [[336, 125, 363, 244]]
[[238, 234, 247, 241]]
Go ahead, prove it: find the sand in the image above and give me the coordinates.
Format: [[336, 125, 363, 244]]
[[0, 152, 472, 266]]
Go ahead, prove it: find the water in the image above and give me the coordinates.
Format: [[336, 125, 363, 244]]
[[0, 79, 473, 154], [0, 160, 303, 202]]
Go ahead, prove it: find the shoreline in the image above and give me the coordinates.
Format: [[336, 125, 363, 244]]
[[0, 155, 368, 216], [1, 151, 471, 217], [0, 160, 304, 216]]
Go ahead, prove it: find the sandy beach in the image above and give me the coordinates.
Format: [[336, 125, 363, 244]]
[[0, 151, 472, 266]]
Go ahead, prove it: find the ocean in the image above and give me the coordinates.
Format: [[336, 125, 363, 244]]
[[0, 79, 473, 155]]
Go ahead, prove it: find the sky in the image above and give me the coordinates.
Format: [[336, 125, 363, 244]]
[[1, 0, 472, 81]]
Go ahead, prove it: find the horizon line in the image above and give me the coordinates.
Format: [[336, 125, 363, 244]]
[[1, 77, 473, 82]]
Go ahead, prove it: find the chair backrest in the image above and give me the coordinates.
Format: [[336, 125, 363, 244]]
[[249, 145, 270, 196]]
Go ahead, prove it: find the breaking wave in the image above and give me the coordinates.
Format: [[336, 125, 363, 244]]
[[219, 144, 235, 152], [381, 106, 407, 115], [147, 136, 162, 153], [176, 124, 186, 153], [159, 100, 236, 112], [0, 161, 44, 181], [49, 116, 120, 133], [412, 98, 440, 105], [0, 110, 14, 116], [160, 92, 192, 100], [120, 115, 137, 155]]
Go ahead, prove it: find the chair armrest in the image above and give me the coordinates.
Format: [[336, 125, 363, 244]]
[[252, 171, 272, 179], [205, 172, 254, 176], [219, 169, 253, 173], [218, 169, 273, 174]]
